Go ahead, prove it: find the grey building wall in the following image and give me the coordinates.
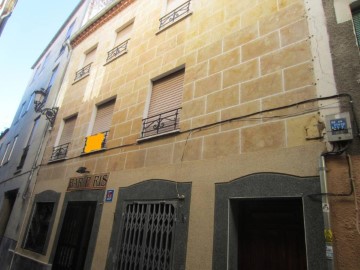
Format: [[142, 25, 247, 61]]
[[322, 0, 360, 153]]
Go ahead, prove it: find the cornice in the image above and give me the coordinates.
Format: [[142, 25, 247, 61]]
[[71, 0, 135, 48]]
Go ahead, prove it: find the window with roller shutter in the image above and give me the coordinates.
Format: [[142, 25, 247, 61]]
[[141, 69, 184, 138], [50, 115, 77, 161], [83, 99, 115, 153]]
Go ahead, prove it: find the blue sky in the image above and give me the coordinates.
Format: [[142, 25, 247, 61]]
[[0, 1, 81, 131]]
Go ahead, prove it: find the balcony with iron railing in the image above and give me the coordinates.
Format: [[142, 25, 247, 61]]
[[141, 108, 181, 139], [74, 63, 92, 82], [82, 130, 109, 154], [49, 143, 70, 162], [159, 0, 191, 30], [106, 39, 129, 63]]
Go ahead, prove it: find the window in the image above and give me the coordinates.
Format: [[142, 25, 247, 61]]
[[352, 8, 360, 46], [46, 66, 59, 92], [40, 53, 50, 74], [23, 202, 55, 253], [159, 0, 192, 30], [105, 180, 191, 270], [141, 69, 184, 138], [26, 94, 35, 112], [7, 135, 18, 162], [18, 102, 26, 120], [1, 143, 10, 165], [75, 47, 97, 81], [59, 21, 76, 56], [17, 118, 39, 170], [83, 99, 115, 153], [106, 21, 133, 62], [22, 191, 60, 255], [51, 115, 77, 161]]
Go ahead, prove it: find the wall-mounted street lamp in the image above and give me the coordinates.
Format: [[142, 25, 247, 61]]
[[33, 89, 58, 126]]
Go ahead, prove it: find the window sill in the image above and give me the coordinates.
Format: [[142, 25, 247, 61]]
[[103, 50, 128, 66], [80, 148, 107, 156], [156, 12, 192, 35], [72, 73, 90, 85], [137, 129, 180, 143], [48, 157, 67, 164]]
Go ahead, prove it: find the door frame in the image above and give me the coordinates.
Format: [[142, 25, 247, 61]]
[[212, 173, 327, 270], [50, 189, 104, 269]]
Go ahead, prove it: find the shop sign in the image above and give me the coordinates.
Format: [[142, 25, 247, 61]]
[[67, 173, 109, 191]]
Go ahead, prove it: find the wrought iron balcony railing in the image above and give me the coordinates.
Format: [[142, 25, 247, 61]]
[[141, 108, 181, 138], [50, 143, 70, 161], [74, 63, 92, 81], [159, 0, 191, 30], [106, 39, 129, 62], [83, 130, 109, 154]]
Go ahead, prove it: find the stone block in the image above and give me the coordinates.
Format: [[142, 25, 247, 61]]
[[197, 41, 223, 63], [261, 86, 317, 117], [106, 154, 126, 172], [242, 121, 285, 152], [259, 2, 305, 35], [241, 71, 282, 102], [203, 130, 240, 159], [145, 144, 173, 167], [223, 59, 259, 88], [209, 48, 240, 75], [223, 24, 258, 52], [206, 86, 239, 113], [192, 112, 220, 130], [241, 0, 278, 28], [182, 97, 206, 120], [183, 83, 194, 102], [260, 40, 312, 75], [184, 61, 208, 84], [242, 32, 280, 62], [286, 113, 320, 147], [173, 137, 203, 163], [284, 62, 314, 90], [195, 73, 222, 98], [280, 19, 309, 47], [125, 150, 146, 169]]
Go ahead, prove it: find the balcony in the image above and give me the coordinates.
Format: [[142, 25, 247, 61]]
[[74, 63, 92, 81], [83, 131, 109, 154], [159, 0, 191, 30], [49, 143, 70, 161], [141, 108, 181, 139], [106, 39, 129, 63]]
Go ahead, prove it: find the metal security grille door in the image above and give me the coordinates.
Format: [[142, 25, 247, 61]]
[[118, 201, 177, 270], [53, 202, 96, 270]]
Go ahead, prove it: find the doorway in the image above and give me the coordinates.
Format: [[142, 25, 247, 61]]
[[232, 198, 307, 270], [0, 189, 18, 240], [52, 201, 96, 270]]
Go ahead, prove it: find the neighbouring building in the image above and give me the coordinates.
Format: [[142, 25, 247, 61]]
[[5, 0, 360, 269], [0, 0, 17, 36], [0, 1, 90, 269]]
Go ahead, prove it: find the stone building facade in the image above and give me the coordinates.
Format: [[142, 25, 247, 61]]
[[7, 0, 360, 269]]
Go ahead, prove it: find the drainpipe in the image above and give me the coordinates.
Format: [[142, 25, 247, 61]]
[[319, 155, 334, 269]]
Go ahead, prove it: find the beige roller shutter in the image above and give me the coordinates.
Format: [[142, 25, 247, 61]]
[[59, 115, 77, 145], [148, 69, 184, 117], [84, 47, 97, 66], [115, 22, 133, 45], [92, 99, 115, 134]]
